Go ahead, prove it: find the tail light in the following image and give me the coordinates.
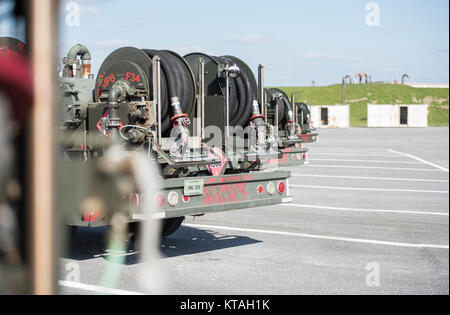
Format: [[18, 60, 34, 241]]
[[130, 193, 139, 206], [277, 181, 286, 194]]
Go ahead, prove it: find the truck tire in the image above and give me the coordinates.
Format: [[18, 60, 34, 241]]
[[162, 217, 185, 237], [67, 225, 77, 240]]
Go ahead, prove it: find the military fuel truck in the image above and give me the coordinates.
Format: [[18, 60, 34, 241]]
[[59, 45, 293, 236], [294, 101, 319, 143], [259, 87, 309, 167]]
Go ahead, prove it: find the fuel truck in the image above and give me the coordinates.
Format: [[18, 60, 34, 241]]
[[59, 44, 297, 236]]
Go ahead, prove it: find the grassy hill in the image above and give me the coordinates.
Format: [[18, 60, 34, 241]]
[[276, 84, 449, 127]]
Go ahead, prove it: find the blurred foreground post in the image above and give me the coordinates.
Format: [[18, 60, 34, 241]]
[[30, 0, 59, 294]]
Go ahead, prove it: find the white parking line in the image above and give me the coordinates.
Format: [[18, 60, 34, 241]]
[[300, 164, 441, 171], [184, 224, 449, 250], [310, 158, 421, 164], [308, 148, 385, 153], [388, 149, 449, 172], [292, 174, 449, 183], [310, 153, 405, 157], [281, 203, 449, 216], [59, 280, 145, 295], [291, 184, 449, 194]]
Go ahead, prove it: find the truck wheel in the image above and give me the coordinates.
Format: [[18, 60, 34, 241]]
[[161, 217, 185, 237], [67, 225, 77, 240], [128, 222, 140, 241]]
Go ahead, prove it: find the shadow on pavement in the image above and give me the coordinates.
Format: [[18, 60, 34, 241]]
[[63, 225, 261, 264], [160, 225, 262, 259]]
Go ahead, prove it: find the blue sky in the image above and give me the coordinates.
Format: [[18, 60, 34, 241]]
[[1, 0, 449, 86]]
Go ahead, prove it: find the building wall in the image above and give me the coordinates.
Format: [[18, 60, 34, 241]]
[[367, 104, 429, 127], [310, 105, 350, 128]]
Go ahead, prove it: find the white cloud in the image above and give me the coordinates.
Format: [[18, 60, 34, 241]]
[[299, 51, 363, 62]]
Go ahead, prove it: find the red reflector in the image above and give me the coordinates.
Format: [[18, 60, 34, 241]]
[[183, 195, 190, 203], [302, 153, 307, 160], [156, 194, 165, 207], [82, 210, 100, 223], [131, 194, 139, 206], [257, 185, 263, 194], [292, 155, 296, 160], [278, 182, 286, 194]]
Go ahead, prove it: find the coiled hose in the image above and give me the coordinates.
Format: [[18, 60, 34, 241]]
[[184, 53, 257, 128], [296, 102, 311, 126], [143, 49, 194, 135], [220, 55, 255, 128], [95, 47, 196, 136], [266, 88, 292, 127]]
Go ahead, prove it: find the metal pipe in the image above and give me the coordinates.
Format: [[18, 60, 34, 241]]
[[291, 93, 296, 123], [225, 69, 230, 137], [275, 96, 279, 133], [258, 65, 264, 116], [67, 43, 92, 62], [154, 57, 162, 146], [264, 92, 268, 124], [199, 58, 205, 140], [402, 73, 409, 85], [66, 44, 92, 78]]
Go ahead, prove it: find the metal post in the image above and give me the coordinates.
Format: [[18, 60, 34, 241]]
[[291, 93, 296, 123], [154, 57, 162, 146], [258, 65, 264, 116], [30, 0, 58, 295], [275, 98, 279, 134], [264, 92, 268, 124], [225, 69, 230, 138], [199, 59, 205, 140]]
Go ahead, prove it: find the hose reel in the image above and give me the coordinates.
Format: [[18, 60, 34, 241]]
[[265, 88, 293, 128], [184, 53, 257, 129], [94, 47, 196, 136]]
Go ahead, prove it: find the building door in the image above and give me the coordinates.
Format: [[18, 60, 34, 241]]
[[400, 106, 408, 125], [321, 107, 328, 126]]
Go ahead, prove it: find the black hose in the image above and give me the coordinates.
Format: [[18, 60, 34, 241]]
[[218, 55, 255, 128], [143, 49, 194, 135], [266, 88, 292, 126], [296, 102, 311, 125]]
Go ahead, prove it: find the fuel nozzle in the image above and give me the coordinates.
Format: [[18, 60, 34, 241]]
[[169, 96, 190, 160], [250, 100, 265, 122], [170, 97, 183, 117], [170, 96, 190, 126]]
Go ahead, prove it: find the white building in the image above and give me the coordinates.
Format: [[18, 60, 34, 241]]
[[310, 105, 350, 128], [367, 104, 429, 127]]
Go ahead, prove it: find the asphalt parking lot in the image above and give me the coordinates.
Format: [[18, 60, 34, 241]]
[[60, 127, 449, 295]]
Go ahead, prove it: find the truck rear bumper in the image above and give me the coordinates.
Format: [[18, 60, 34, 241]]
[[262, 147, 309, 168], [131, 170, 292, 220], [301, 133, 319, 143], [133, 196, 293, 220]]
